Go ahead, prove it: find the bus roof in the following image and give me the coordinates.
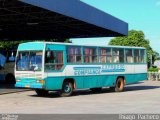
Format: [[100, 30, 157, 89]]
[[18, 41, 146, 50]]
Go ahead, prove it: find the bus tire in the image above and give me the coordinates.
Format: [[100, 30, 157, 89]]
[[5, 73, 16, 84], [35, 89, 49, 96], [90, 88, 102, 93], [60, 81, 73, 97], [110, 77, 124, 92]]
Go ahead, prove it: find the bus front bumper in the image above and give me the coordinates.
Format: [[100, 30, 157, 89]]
[[15, 79, 45, 89]]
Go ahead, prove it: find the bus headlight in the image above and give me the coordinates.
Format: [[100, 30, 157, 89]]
[[36, 80, 45, 85]]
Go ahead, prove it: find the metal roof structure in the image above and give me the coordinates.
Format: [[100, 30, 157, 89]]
[[0, 0, 128, 40]]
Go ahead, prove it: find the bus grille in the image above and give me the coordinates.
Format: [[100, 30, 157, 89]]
[[15, 73, 42, 79]]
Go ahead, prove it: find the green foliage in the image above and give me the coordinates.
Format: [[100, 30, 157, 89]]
[[0, 41, 27, 50], [153, 52, 160, 61], [109, 30, 157, 63], [45, 38, 71, 43], [64, 39, 72, 43], [148, 67, 158, 72]]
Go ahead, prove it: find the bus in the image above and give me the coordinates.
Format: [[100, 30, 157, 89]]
[[0, 49, 16, 84], [15, 42, 147, 97]]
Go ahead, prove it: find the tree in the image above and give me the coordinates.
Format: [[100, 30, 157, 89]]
[[109, 30, 157, 64], [0, 41, 26, 50], [45, 38, 71, 43]]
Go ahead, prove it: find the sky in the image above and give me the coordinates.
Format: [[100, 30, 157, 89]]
[[71, 0, 160, 53]]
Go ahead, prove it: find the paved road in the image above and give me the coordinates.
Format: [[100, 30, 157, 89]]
[[0, 81, 160, 114], [0, 84, 29, 95]]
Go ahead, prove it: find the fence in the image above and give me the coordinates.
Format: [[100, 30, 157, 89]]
[[148, 72, 160, 81]]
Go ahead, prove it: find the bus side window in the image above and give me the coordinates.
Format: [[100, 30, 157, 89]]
[[134, 49, 140, 63], [106, 48, 112, 63], [67, 47, 82, 63], [56, 51, 63, 70], [100, 48, 112, 63], [84, 48, 97, 63], [125, 49, 133, 63], [140, 49, 145, 63], [119, 49, 124, 63], [113, 48, 124, 63], [113, 49, 119, 63], [45, 51, 63, 71], [100, 48, 106, 63]]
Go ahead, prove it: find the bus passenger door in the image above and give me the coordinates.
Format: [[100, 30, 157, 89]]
[[44, 46, 65, 90]]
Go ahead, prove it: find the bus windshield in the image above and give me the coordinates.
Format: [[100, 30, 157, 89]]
[[16, 51, 43, 71]]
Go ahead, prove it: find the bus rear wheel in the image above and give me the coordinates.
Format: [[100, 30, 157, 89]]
[[110, 77, 124, 92], [35, 89, 49, 96], [60, 81, 73, 97]]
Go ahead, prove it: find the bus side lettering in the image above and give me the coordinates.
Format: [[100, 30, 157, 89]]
[[74, 67, 101, 76]]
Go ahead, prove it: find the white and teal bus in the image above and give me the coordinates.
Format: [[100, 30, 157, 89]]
[[0, 50, 16, 84], [15, 42, 147, 97]]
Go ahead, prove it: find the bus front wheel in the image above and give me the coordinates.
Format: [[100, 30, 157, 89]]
[[110, 77, 124, 92], [35, 89, 49, 96], [60, 81, 73, 97]]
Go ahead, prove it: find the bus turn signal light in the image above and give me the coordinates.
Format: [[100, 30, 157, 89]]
[[36, 80, 45, 85]]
